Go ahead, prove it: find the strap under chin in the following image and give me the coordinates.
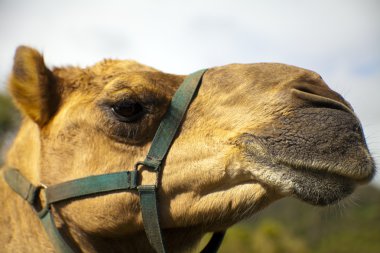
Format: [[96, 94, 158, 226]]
[[41, 210, 76, 253], [138, 185, 166, 253]]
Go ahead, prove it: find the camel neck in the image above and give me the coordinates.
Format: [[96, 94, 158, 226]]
[[0, 172, 53, 251], [5, 119, 41, 184]]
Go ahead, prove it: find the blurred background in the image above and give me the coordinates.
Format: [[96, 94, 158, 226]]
[[1, 0, 379, 252]]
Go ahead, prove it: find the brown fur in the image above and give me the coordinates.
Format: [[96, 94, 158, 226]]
[[0, 46, 375, 252]]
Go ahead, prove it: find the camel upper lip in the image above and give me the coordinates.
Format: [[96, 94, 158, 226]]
[[238, 105, 375, 183], [238, 131, 375, 183]]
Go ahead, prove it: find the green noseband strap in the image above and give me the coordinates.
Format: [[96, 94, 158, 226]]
[[3, 69, 226, 253], [142, 69, 207, 170]]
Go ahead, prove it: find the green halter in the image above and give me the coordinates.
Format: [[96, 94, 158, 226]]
[[3, 69, 226, 253]]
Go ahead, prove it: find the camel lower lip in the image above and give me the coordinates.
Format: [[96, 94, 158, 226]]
[[245, 163, 357, 206], [290, 168, 356, 206], [242, 148, 357, 206]]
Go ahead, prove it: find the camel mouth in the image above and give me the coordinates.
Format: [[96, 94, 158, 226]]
[[236, 108, 376, 206], [238, 139, 374, 206]]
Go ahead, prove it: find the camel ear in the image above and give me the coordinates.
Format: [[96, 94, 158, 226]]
[[8, 46, 59, 126]]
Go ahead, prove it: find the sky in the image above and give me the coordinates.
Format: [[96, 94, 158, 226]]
[[0, 0, 379, 185]]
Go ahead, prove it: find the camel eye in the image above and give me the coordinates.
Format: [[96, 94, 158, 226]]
[[111, 102, 144, 122]]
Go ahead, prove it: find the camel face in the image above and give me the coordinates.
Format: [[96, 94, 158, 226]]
[[5, 46, 375, 249]]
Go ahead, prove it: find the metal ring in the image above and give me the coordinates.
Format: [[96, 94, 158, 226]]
[[32, 184, 50, 218], [39, 182, 47, 189], [134, 161, 146, 171], [134, 161, 159, 188]]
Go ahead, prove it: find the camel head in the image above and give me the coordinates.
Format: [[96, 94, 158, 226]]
[[5, 46, 375, 252]]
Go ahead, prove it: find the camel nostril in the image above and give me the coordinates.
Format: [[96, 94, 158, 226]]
[[291, 85, 354, 114], [292, 85, 318, 96]]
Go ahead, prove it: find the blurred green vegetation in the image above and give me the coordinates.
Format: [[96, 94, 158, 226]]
[[0, 93, 20, 164], [1, 92, 379, 252], [0, 93, 19, 139], [218, 185, 380, 253]]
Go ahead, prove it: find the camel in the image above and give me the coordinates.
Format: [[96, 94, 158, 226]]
[[0, 46, 375, 253]]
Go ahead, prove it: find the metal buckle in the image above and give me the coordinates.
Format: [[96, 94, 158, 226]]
[[32, 183, 50, 218], [134, 161, 159, 188]]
